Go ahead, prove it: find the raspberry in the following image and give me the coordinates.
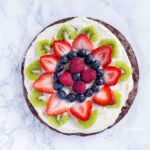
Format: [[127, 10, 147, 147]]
[[72, 81, 86, 94], [69, 57, 85, 73], [59, 72, 73, 86], [82, 68, 96, 83]]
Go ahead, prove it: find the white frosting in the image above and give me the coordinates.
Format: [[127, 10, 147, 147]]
[[24, 17, 133, 134]]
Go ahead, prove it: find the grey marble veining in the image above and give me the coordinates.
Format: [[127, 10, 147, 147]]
[[0, 0, 150, 149]]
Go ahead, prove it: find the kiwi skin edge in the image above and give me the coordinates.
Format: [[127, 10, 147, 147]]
[[21, 17, 139, 136]]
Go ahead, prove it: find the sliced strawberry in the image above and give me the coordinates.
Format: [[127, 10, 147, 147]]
[[93, 86, 115, 106], [33, 73, 54, 93], [70, 101, 92, 121], [103, 66, 121, 86], [46, 93, 68, 116], [52, 40, 72, 58], [72, 34, 94, 52], [40, 55, 58, 73], [92, 46, 112, 66]]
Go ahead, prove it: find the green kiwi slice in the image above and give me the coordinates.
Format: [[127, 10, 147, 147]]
[[80, 26, 99, 42], [37, 40, 53, 56], [106, 90, 122, 108], [47, 114, 70, 128], [115, 61, 132, 82], [30, 90, 46, 107], [99, 39, 118, 58], [25, 60, 41, 81], [56, 24, 77, 40], [78, 109, 99, 129]]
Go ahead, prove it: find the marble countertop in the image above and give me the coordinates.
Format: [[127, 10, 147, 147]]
[[0, 0, 150, 149]]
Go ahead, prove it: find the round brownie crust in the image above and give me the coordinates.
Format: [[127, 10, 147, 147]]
[[21, 17, 139, 136]]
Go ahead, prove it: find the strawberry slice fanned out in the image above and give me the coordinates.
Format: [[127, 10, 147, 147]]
[[52, 40, 72, 58], [93, 86, 115, 106], [70, 101, 92, 121], [33, 73, 54, 93], [103, 66, 121, 86], [40, 55, 58, 73], [72, 34, 94, 52], [46, 93, 68, 116], [92, 46, 112, 66]]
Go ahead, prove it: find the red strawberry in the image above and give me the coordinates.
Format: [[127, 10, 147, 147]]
[[40, 55, 58, 73], [46, 93, 68, 116], [72, 81, 86, 94], [52, 40, 72, 58], [59, 72, 73, 86], [69, 57, 85, 73], [82, 68, 96, 83], [103, 66, 121, 86], [70, 101, 92, 121], [72, 34, 94, 52], [93, 86, 115, 106], [33, 73, 54, 93], [92, 46, 112, 66]]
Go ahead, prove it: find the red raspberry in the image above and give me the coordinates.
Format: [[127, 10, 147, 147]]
[[72, 81, 86, 94], [69, 57, 85, 73], [59, 72, 73, 86], [82, 68, 96, 83]]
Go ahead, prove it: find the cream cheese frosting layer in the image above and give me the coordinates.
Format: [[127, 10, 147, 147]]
[[24, 17, 133, 134]]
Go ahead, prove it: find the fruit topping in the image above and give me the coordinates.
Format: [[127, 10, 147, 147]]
[[57, 89, 67, 99], [67, 51, 78, 59], [69, 57, 85, 73], [72, 73, 82, 81], [40, 55, 57, 73], [95, 77, 105, 86], [91, 60, 100, 69], [77, 49, 87, 57], [77, 94, 86, 102], [85, 88, 93, 97], [93, 86, 116, 106], [92, 45, 112, 66], [72, 81, 86, 94], [82, 68, 96, 83], [91, 84, 99, 92], [78, 109, 98, 128], [59, 56, 69, 64], [53, 81, 63, 91], [103, 66, 121, 86], [52, 40, 72, 58], [59, 72, 73, 86], [33, 73, 54, 93], [70, 101, 92, 121], [85, 54, 94, 64], [66, 93, 77, 102], [46, 93, 68, 116], [72, 34, 94, 51], [115, 61, 132, 82], [80, 26, 99, 42]]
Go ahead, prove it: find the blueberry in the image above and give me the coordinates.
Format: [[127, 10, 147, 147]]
[[96, 69, 104, 77], [95, 77, 104, 85], [67, 93, 76, 102], [91, 60, 100, 69], [53, 81, 63, 90], [91, 84, 99, 92], [59, 56, 69, 64], [57, 89, 67, 99], [77, 49, 87, 57], [85, 88, 93, 97], [53, 73, 60, 81], [77, 94, 86, 102], [72, 73, 81, 81], [85, 54, 93, 64], [68, 51, 77, 59], [56, 63, 64, 72]]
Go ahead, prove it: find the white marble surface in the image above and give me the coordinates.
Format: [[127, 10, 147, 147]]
[[0, 0, 150, 149]]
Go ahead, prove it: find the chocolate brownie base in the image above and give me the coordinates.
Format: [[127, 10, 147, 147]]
[[21, 17, 139, 136]]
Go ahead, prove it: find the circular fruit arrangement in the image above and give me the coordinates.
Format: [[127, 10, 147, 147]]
[[24, 18, 135, 134]]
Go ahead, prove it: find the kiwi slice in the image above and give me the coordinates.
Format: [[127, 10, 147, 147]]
[[47, 114, 70, 128], [106, 90, 122, 108], [99, 39, 118, 58], [25, 60, 41, 80], [78, 109, 98, 129], [37, 40, 52, 56], [115, 61, 132, 82], [30, 90, 46, 107], [80, 26, 99, 42], [56, 24, 77, 40]]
